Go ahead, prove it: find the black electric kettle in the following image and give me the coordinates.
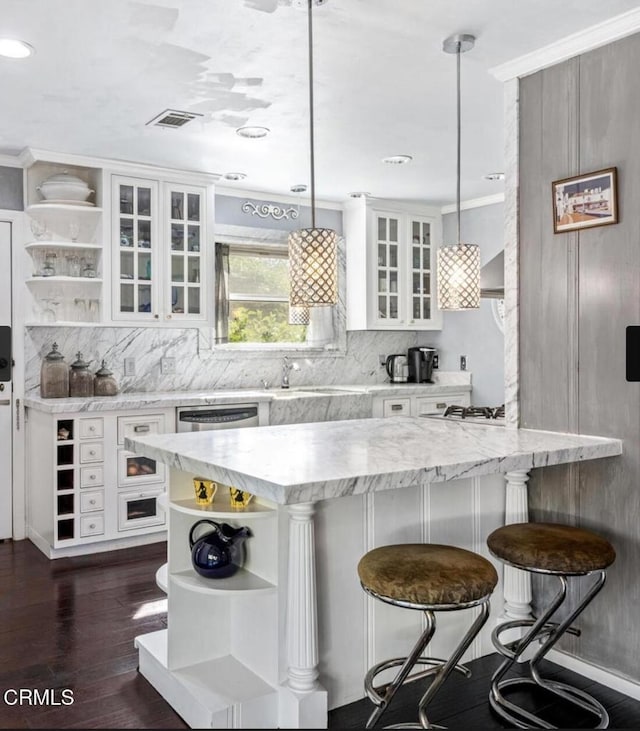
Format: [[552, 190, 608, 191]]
[[385, 354, 408, 383]]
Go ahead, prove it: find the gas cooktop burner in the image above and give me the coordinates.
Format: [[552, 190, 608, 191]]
[[443, 404, 505, 420]]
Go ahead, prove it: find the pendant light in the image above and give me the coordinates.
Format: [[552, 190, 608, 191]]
[[288, 0, 338, 308], [288, 184, 311, 324], [437, 33, 480, 311]]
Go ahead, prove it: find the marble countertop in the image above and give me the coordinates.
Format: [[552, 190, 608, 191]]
[[125, 417, 622, 505], [23, 382, 472, 413]]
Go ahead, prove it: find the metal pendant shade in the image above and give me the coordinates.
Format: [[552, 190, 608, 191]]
[[288, 0, 338, 307], [288, 302, 311, 325], [437, 33, 480, 311]]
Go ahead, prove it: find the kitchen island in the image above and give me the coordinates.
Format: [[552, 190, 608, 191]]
[[126, 417, 622, 729]]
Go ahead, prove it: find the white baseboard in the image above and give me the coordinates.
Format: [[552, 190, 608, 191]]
[[547, 649, 640, 701]]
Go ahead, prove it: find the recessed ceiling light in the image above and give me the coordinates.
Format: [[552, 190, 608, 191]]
[[484, 172, 505, 181], [349, 191, 371, 198], [0, 39, 34, 59], [382, 155, 413, 165], [290, 184, 307, 193], [223, 172, 247, 181], [236, 126, 270, 139]]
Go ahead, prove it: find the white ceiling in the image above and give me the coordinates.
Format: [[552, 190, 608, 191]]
[[1, 0, 639, 203]]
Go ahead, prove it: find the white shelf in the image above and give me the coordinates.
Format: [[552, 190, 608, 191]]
[[156, 562, 168, 593], [171, 567, 276, 595], [171, 496, 276, 519], [25, 241, 102, 251], [26, 276, 103, 286], [27, 203, 103, 214]]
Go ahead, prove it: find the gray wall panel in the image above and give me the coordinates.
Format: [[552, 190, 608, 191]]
[[519, 33, 640, 680], [0, 166, 23, 210]]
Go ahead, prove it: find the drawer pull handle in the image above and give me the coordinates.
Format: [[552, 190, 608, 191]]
[[89, 523, 96, 530], [89, 450, 96, 456], [90, 474, 96, 480], [90, 499, 96, 505], [89, 426, 96, 432], [437, 402, 447, 409], [391, 404, 404, 411], [134, 425, 150, 433]]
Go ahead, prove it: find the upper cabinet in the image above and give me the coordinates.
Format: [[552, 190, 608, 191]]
[[112, 175, 211, 324], [344, 198, 442, 330]]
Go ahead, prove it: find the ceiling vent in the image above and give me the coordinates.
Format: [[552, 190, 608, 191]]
[[146, 109, 202, 129]]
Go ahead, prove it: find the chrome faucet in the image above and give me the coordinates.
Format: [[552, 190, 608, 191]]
[[281, 356, 300, 389]]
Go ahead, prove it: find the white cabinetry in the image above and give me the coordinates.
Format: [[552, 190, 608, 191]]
[[372, 391, 470, 418], [26, 407, 173, 558], [112, 175, 212, 323], [24, 158, 104, 325], [136, 468, 281, 729], [344, 197, 443, 330]]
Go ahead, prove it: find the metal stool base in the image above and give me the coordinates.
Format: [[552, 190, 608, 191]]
[[364, 598, 491, 729], [491, 570, 609, 729]]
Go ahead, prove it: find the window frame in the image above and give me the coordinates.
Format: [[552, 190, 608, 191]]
[[205, 224, 345, 357]]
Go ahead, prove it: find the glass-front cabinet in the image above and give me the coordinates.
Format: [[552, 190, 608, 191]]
[[344, 198, 442, 330], [114, 177, 158, 320], [166, 184, 203, 320], [112, 175, 207, 323]]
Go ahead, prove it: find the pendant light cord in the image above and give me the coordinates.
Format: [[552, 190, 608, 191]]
[[456, 41, 461, 245], [307, 0, 316, 229]]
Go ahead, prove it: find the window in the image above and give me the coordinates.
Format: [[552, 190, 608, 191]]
[[215, 242, 307, 344]]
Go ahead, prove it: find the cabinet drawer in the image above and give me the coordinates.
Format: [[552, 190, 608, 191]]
[[79, 442, 104, 463], [118, 413, 165, 445], [80, 465, 104, 488], [118, 449, 165, 486], [414, 395, 470, 416], [383, 398, 411, 417], [80, 490, 104, 513], [79, 418, 104, 440], [80, 514, 104, 537]]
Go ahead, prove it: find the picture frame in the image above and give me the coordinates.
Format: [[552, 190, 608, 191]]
[[552, 167, 618, 233]]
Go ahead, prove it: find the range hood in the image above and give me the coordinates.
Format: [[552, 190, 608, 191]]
[[480, 250, 504, 299]]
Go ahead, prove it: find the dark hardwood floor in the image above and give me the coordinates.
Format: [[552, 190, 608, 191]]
[[2, 538, 640, 729]]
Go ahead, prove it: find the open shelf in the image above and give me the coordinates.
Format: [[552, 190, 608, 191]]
[[26, 276, 103, 286], [171, 496, 276, 519], [27, 203, 103, 215], [156, 562, 168, 593], [25, 241, 102, 251], [171, 567, 276, 595]]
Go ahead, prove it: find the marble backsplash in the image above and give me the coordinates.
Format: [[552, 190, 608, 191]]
[[25, 326, 446, 395]]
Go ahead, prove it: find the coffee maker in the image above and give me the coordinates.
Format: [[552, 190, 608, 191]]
[[407, 347, 436, 383]]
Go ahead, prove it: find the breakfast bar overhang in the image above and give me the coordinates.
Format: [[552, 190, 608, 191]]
[[126, 416, 622, 729]]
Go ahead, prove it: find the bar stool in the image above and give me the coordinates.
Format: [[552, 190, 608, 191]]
[[357, 543, 498, 729], [487, 522, 616, 729]]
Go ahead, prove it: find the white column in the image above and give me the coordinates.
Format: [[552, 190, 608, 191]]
[[286, 502, 320, 690], [501, 470, 532, 622], [280, 502, 327, 728]]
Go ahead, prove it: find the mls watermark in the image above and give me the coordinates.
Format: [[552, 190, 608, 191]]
[[3, 688, 74, 706]]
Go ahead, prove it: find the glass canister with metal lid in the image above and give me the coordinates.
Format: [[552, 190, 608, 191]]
[[69, 351, 94, 397], [93, 360, 119, 397], [40, 342, 69, 398]]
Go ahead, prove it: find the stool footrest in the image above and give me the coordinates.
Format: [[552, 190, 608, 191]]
[[366, 656, 470, 706], [493, 619, 581, 659], [490, 676, 610, 729]]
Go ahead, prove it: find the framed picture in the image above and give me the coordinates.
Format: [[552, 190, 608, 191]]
[[552, 167, 618, 233]]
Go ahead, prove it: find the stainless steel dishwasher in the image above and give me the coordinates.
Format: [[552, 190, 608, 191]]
[[176, 403, 263, 432]]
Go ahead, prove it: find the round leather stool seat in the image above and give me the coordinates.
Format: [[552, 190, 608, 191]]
[[487, 522, 616, 575], [358, 543, 498, 607]]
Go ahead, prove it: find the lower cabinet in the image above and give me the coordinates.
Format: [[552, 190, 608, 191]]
[[26, 407, 174, 558], [372, 391, 470, 418]]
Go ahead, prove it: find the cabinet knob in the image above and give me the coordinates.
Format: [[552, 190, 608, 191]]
[[154, 314, 159, 319], [166, 314, 172, 320], [90, 499, 96, 505], [89, 426, 95, 431], [89, 523, 96, 530], [90, 474, 96, 480], [89, 450, 96, 456]]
